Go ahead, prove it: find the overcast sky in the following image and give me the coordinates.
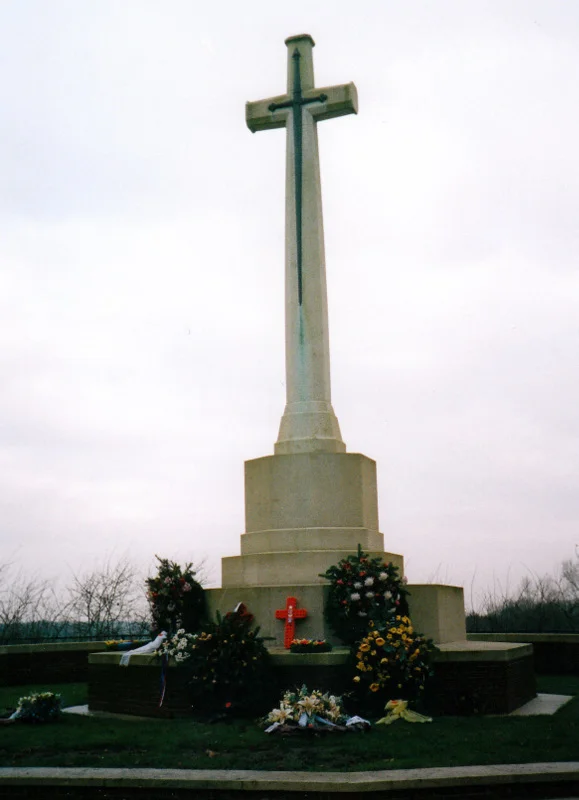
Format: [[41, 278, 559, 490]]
[[1, 1, 577, 607]]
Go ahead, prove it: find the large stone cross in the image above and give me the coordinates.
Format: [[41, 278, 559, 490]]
[[246, 35, 358, 456]]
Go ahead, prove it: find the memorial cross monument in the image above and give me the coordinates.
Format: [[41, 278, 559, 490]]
[[246, 33, 356, 456], [209, 35, 407, 646]]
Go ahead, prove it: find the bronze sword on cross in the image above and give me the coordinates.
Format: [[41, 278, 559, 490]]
[[267, 49, 328, 305]]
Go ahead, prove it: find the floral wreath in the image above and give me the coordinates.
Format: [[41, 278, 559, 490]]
[[352, 616, 435, 701], [320, 545, 409, 645], [146, 556, 206, 635]]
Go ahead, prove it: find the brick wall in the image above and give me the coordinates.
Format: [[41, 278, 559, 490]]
[[426, 655, 536, 715], [0, 644, 107, 687]]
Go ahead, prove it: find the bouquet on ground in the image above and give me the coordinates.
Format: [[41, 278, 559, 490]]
[[263, 685, 369, 733], [376, 699, 432, 725], [289, 638, 333, 653], [320, 545, 409, 645], [7, 692, 61, 724]]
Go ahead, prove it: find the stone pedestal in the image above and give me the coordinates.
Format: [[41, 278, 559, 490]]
[[211, 450, 405, 647], [222, 451, 402, 588]]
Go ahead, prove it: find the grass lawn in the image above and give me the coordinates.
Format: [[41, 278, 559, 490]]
[[1, 676, 578, 771]]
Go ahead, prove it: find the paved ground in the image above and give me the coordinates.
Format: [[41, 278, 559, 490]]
[[1, 763, 579, 797]]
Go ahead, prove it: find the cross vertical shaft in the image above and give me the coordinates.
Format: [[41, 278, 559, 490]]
[[246, 34, 358, 454]]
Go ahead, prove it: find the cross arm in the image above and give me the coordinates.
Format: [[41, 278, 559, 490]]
[[308, 82, 358, 121], [246, 94, 290, 133]]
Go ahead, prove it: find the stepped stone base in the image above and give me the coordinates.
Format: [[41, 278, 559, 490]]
[[87, 641, 536, 717], [206, 583, 465, 648]]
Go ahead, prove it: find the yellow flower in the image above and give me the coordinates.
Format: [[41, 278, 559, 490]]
[[380, 657, 389, 664], [356, 662, 365, 671], [356, 652, 363, 660], [369, 683, 380, 693], [353, 676, 361, 682], [375, 637, 385, 647], [360, 643, 370, 652], [370, 650, 377, 656]]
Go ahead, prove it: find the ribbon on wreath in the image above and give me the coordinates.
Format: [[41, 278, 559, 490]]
[[159, 653, 169, 707]]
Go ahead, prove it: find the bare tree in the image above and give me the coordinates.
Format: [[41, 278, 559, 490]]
[[467, 553, 579, 634], [66, 554, 149, 639], [0, 563, 69, 644]]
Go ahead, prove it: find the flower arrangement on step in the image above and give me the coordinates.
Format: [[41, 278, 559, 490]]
[[320, 545, 409, 645], [289, 638, 333, 653], [158, 629, 199, 663], [351, 616, 436, 706], [105, 639, 149, 651], [146, 556, 206, 635], [6, 692, 61, 724], [263, 684, 369, 733]]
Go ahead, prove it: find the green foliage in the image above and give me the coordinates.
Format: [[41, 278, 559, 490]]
[[320, 545, 409, 646], [146, 556, 206, 635], [186, 604, 273, 716]]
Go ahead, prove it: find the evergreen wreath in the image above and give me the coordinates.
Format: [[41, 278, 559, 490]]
[[187, 603, 273, 717], [320, 545, 409, 645], [146, 556, 206, 635]]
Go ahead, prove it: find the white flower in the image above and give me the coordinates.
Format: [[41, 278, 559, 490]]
[[365, 591, 374, 599], [350, 592, 361, 601], [298, 695, 320, 715], [384, 590, 392, 599], [177, 628, 185, 635], [353, 581, 362, 589], [358, 611, 368, 617], [268, 706, 290, 723], [378, 572, 388, 581], [364, 576, 374, 587]]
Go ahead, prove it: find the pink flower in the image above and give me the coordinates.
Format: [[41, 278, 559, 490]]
[[182, 582, 191, 592]]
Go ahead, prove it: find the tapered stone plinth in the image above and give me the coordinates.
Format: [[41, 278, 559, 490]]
[[209, 449, 403, 647], [222, 451, 403, 589]]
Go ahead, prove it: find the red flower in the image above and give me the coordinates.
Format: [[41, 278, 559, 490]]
[[359, 571, 367, 577], [225, 702, 232, 708], [337, 579, 344, 585]]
